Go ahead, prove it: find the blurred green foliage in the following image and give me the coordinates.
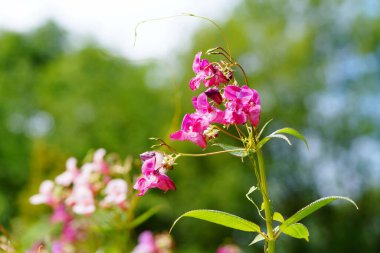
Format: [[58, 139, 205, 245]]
[[0, 0, 380, 252]]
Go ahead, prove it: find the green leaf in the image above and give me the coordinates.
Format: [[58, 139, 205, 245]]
[[246, 186, 258, 195], [270, 134, 291, 145], [170, 209, 261, 233], [128, 206, 161, 228], [249, 234, 266, 246], [283, 223, 309, 242], [279, 196, 358, 234], [273, 212, 285, 223], [245, 186, 258, 205], [213, 143, 248, 157], [257, 118, 273, 139], [257, 127, 309, 150]]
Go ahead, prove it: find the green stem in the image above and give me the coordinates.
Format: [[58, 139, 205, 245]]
[[256, 148, 275, 253], [214, 125, 241, 141], [178, 148, 245, 158]]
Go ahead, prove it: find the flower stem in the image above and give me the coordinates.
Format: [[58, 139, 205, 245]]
[[214, 125, 241, 141], [178, 148, 245, 157], [256, 148, 275, 253]]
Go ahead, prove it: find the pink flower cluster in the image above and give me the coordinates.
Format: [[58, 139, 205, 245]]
[[133, 151, 175, 196], [30, 149, 129, 252], [132, 231, 174, 253], [170, 52, 261, 148], [30, 149, 128, 215]]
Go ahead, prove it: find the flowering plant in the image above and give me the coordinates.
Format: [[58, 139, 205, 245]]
[[134, 47, 358, 253], [29, 148, 174, 252]]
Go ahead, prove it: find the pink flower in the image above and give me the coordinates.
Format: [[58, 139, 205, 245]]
[[224, 85, 261, 126], [132, 231, 158, 253], [133, 152, 175, 196], [51, 241, 64, 253], [216, 244, 241, 253], [51, 204, 71, 224], [66, 186, 95, 215], [189, 52, 228, 90], [170, 113, 208, 148], [101, 179, 128, 207], [192, 92, 225, 124], [93, 148, 109, 175], [55, 157, 79, 186], [30, 180, 56, 206], [61, 223, 77, 242]]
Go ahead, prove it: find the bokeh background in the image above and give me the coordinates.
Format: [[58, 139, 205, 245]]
[[1, 0, 380, 252]]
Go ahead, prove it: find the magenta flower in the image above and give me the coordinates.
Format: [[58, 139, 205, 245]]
[[192, 92, 225, 124], [189, 52, 228, 90], [224, 85, 261, 126], [133, 152, 175, 196], [205, 87, 223, 104], [170, 113, 208, 148]]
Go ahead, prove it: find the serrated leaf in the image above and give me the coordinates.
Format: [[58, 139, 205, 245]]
[[279, 196, 358, 234], [283, 223, 309, 242], [257, 127, 309, 150], [273, 212, 285, 223], [128, 206, 161, 228], [170, 209, 261, 233], [213, 143, 248, 157], [249, 234, 266, 246]]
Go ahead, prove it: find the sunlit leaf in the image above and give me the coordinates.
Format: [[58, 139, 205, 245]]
[[257, 127, 309, 150], [170, 209, 261, 233], [279, 196, 358, 234], [213, 143, 248, 157], [273, 212, 285, 223], [283, 223, 309, 242], [270, 134, 291, 145], [249, 233, 266, 246]]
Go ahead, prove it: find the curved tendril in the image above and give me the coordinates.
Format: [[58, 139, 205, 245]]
[[134, 13, 232, 59], [236, 63, 249, 85]]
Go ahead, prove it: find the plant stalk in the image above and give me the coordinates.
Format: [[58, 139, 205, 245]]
[[256, 148, 275, 253]]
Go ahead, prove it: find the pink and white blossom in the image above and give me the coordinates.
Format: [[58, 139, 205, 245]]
[[55, 157, 79, 186], [101, 179, 128, 207], [30, 180, 56, 206], [66, 186, 95, 215]]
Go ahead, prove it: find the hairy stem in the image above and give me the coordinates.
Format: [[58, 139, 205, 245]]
[[256, 148, 275, 253]]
